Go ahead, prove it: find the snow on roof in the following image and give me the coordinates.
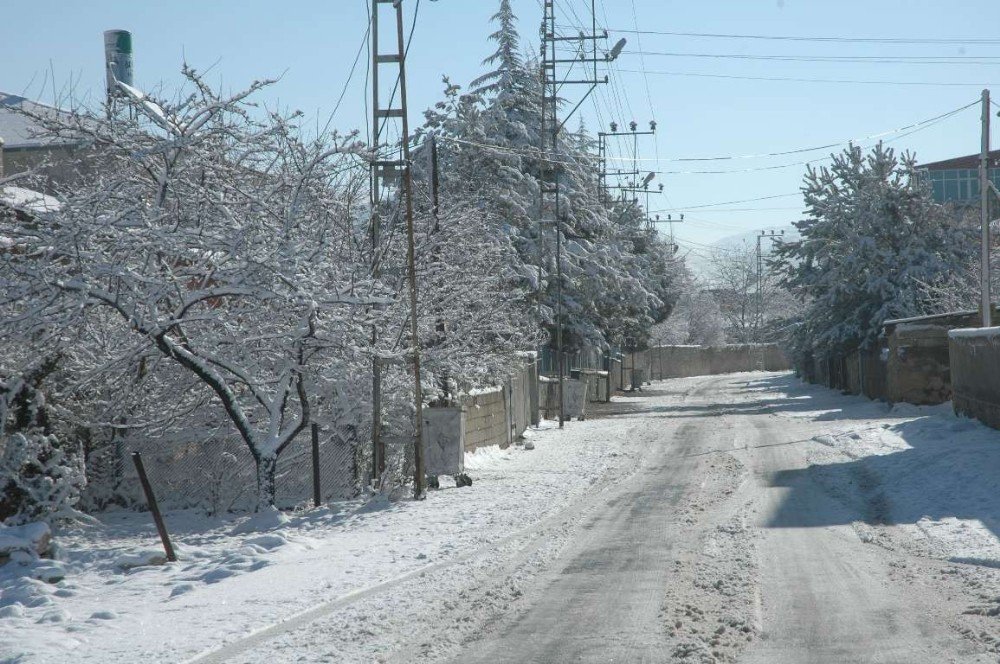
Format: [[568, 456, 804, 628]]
[[0, 92, 79, 150], [0, 185, 61, 213]]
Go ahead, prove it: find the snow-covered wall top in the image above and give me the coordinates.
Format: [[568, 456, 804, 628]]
[[949, 327, 1000, 339], [884, 310, 977, 327]]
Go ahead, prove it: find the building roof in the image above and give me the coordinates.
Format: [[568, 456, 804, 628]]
[[0, 185, 61, 214], [0, 93, 79, 150], [919, 149, 1000, 171]]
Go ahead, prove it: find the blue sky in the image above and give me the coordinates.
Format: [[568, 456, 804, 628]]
[[3, 0, 999, 253]]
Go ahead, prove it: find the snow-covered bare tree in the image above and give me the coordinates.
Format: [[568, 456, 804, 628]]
[[650, 285, 725, 347], [710, 241, 798, 343], [0, 67, 377, 509]]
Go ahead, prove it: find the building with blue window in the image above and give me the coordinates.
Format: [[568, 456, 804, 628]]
[[919, 149, 1000, 206]]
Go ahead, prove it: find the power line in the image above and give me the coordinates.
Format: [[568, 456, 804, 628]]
[[435, 98, 976, 170], [656, 192, 802, 211], [322, 10, 371, 137], [617, 68, 1000, 87], [654, 101, 976, 174], [624, 50, 1000, 66], [606, 28, 1000, 46], [665, 100, 978, 162]]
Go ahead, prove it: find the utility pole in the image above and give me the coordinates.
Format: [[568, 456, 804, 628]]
[[540, 0, 618, 427], [369, 3, 386, 483], [755, 230, 784, 368], [370, 0, 426, 498], [981, 89, 992, 328], [652, 213, 683, 247], [598, 121, 655, 205]]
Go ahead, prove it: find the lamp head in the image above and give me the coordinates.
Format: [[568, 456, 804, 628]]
[[608, 38, 627, 60]]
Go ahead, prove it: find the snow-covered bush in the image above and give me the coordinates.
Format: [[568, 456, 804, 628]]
[[0, 431, 86, 526], [0, 377, 85, 525]]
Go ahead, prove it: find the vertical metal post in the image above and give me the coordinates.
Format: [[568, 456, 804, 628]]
[[556, 212, 564, 427], [756, 232, 763, 345], [311, 423, 321, 508], [981, 89, 992, 328], [130, 452, 176, 562]]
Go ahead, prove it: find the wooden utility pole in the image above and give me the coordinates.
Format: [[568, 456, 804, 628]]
[[370, 0, 426, 498], [369, 2, 387, 483], [981, 89, 992, 328], [430, 134, 440, 228], [311, 423, 322, 508]]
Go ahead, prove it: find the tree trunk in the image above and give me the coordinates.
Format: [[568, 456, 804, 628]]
[[256, 454, 277, 511]]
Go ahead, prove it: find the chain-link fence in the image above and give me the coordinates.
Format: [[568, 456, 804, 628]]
[[80, 421, 370, 514]]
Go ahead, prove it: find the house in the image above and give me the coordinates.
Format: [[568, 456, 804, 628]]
[[0, 92, 86, 192], [918, 149, 1000, 206]]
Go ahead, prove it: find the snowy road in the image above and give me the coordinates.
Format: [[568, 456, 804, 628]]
[[444, 374, 998, 663]]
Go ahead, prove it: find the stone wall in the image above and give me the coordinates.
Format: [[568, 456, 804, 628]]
[[950, 328, 1000, 430], [881, 311, 985, 405], [645, 344, 790, 380]]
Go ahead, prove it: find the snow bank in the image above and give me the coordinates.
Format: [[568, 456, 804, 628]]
[[792, 390, 1000, 567], [0, 522, 51, 558]]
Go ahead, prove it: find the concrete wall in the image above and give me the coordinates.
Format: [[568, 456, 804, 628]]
[[461, 388, 509, 452], [508, 361, 538, 436], [577, 369, 610, 402], [796, 311, 994, 405], [645, 344, 790, 380], [950, 328, 1000, 429], [459, 359, 536, 452]]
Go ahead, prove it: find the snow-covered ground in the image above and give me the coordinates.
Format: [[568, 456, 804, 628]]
[[769, 379, 1000, 568], [9, 375, 1000, 663], [0, 413, 643, 663]]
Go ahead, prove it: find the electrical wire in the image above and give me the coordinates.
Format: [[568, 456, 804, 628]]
[[435, 98, 976, 176], [616, 68, 1000, 87], [660, 100, 979, 162], [605, 28, 1000, 46], [654, 193, 802, 211], [654, 101, 975, 174], [623, 50, 1000, 66]]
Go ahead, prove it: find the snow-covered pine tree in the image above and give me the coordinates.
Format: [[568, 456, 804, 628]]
[[470, 0, 525, 98], [772, 143, 973, 363]]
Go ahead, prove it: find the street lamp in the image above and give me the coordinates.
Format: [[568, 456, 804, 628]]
[[608, 38, 627, 61]]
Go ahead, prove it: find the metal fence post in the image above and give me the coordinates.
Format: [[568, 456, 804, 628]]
[[311, 423, 322, 508], [131, 452, 177, 562]]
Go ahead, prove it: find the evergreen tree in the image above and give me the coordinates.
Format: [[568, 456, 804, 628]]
[[773, 143, 973, 362], [470, 0, 524, 97]]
